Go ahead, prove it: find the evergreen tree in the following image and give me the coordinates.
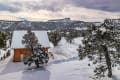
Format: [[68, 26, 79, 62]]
[[65, 32, 74, 43], [78, 19, 120, 79], [48, 31, 61, 46], [0, 32, 6, 48], [22, 30, 49, 68], [64, 29, 80, 43], [22, 30, 38, 54]]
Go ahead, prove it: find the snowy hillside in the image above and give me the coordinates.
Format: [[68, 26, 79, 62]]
[[0, 37, 120, 80]]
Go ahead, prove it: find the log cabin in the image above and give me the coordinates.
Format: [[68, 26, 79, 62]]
[[11, 30, 50, 62]]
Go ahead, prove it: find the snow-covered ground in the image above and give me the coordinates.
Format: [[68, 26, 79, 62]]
[[49, 37, 83, 59], [0, 37, 120, 80], [0, 49, 7, 58], [0, 50, 94, 80]]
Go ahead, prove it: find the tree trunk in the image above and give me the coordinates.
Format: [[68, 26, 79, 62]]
[[35, 60, 39, 68], [31, 45, 34, 54], [102, 45, 112, 77]]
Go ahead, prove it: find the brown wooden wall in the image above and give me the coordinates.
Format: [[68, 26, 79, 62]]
[[13, 48, 49, 62], [13, 48, 31, 62]]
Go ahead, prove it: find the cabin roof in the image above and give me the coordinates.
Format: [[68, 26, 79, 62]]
[[11, 30, 50, 49]]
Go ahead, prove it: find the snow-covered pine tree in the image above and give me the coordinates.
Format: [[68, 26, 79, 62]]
[[22, 29, 38, 54], [65, 32, 74, 43], [22, 30, 49, 68], [65, 29, 79, 43], [78, 19, 120, 79], [0, 31, 6, 48], [48, 31, 61, 46]]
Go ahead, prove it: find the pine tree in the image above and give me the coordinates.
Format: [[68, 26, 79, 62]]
[[22, 30, 49, 68], [48, 31, 61, 46], [22, 30, 38, 54], [65, 32, 74, 43], [78, 19, 120, 79], [65, 30, 79, 43], [61, 29, 80, 44], [0, 32, 6, 48]]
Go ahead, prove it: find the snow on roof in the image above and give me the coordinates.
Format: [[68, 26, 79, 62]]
[[11, 30, 50, 49]]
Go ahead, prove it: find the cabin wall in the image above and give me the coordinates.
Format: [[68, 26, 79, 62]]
[[13, 48, 31, 62], [13, 48, 49, 62]]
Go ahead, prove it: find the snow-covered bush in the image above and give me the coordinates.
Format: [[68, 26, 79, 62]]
[[24, 45, 49, 68]]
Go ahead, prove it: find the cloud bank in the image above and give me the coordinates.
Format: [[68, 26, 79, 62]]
[[0, 0, 119, 21]]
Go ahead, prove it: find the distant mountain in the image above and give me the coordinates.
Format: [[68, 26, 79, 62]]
[[48, 18, 73, 22], [16, 17, 28, 21], [0, 17, 119, 31], [0, 20, 88, 31], [111, 19, 120, 25]]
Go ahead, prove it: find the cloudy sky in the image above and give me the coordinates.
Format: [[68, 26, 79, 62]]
[[0, 0, 120, 21]]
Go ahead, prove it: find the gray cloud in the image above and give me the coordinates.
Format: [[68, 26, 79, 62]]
[[0, 0, 120, 12], [11, 1, 65, 12], [0, 3, 19, 12], [66, 0, 120, 12]]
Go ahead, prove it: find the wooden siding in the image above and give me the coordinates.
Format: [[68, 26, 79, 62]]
[[13, 48, 31, 62], [13, 48, 49, 62]]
